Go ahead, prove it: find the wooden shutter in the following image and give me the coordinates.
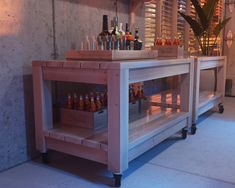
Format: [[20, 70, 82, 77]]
[[144, 1, 157, 48], [161, 0, 174, 37]]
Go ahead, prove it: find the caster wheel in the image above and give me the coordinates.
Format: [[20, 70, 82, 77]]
[[191, 124, 197, 135], [182, 129, 188, 139], [113, 173, 122, 187], [218, 103, 224, 114], [42, 152, 49, 164]]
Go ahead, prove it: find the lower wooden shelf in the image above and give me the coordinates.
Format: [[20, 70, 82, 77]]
[[198, 91, 222, 116], [44, 125, 108, 151], [43, 106, 189, 164]]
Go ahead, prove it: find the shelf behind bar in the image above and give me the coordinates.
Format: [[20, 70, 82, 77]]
[[199, 91, 222, 109]]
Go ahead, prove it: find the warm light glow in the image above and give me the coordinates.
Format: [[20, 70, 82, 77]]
[[0, 1, 23, 36]]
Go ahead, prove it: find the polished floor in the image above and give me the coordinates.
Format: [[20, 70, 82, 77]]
[[0, 98, 235, 188]]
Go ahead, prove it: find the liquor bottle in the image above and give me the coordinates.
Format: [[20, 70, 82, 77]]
[[129, 85, 135, 103], [111, 17, 121, 50], [156, 37, 162, 46], [134, 27, 142, 50], [108, 35, 112, 50], [73, 93, 78, 110], [85, 94, 90, 111], [85, 35, 91, 50], [67, 94, 72, 109], [141, 85, 145, 99], [91, 36, 97, 50], [137, 86, 142, 99], [119, 23, 125, 36], [78, 95, 84, 111], [96, 96, 102, 110], [98, 15, 111, 50], [125, 23, 131, 50], [90, 97, 97, 112], [118, 23, 125, 50], [129, 33, 135, 50]]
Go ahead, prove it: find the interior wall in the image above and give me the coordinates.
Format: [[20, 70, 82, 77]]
[[0, 0, 146, 172], [224, 3, 235, 96], [0, 0, 53, 171]]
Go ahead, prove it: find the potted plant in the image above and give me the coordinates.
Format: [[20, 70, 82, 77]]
[[179, 0, 231, 56]]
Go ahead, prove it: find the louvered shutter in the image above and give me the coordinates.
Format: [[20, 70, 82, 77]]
[[161, 0, 174, 37], [144, 1, 157, 48]]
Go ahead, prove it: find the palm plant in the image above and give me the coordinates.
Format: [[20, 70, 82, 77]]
[[179, 0, 231, 56]]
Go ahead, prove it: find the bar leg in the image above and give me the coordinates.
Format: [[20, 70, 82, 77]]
[[113, 173, 122, 187], [181, 128, 188, 139], [218, 103, 224, 114], [42, 152, 49, 164], [191, 124, 197, 135]]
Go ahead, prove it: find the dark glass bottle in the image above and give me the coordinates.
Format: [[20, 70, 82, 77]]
[[98, 15, 111, 50], [134, 27, 142, 50], [125, 23, 134, 50]]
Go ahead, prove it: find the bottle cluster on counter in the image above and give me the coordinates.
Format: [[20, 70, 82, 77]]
[[155, 37, 182, 46], [129, 84, 146, 104], [66, 92, 107, 112], [81, 15, 142, 51]]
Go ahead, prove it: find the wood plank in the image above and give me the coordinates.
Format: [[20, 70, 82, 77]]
[[200, 59, 224, 70], [45, 126, 108, 150], [129, 111, 188, 149], [217, 56, 226, 98], [83, 132, 107, 150], [46, 137, 107, 164], [129, 64, 189, 83], [43, 67, 107, 84], [107, 69, 129, 173], [128, 118, 187, 162], [192, 57, 200, 123], [63, 61, 82, 69], [65, 50, 158, 61], [32, 66, 53, 152], [32, 61, 46, 67]]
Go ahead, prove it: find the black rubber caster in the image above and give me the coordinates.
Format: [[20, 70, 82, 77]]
[[181, 129, 188, 139], [191, 124, 197, 135], [218, 103, 224, 114], [42, 152, 49, 164], [113, 173, 122, 187]]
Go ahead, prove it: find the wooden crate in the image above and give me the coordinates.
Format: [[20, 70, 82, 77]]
[[65, 50, 158, 61], [152, 46, 184, 58], [60, 108, 107, 130]]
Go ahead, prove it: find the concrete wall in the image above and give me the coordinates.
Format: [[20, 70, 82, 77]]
[[0, 0, 53, 171], [0, 0, 145, 171]]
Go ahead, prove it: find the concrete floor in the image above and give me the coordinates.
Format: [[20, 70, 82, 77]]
[[0, 98, 235, 188]]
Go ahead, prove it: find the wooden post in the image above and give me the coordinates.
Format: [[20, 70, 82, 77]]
[[180, 59, 194, 125], [192, 58, 200, 124], [217, 57, 227, 98], [33, 64, 53, 152], [107, 68, 129, 174]]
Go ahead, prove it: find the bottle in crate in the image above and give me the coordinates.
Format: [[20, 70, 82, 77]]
[[73, 93, 78, 110], [96, 95, 102, 111], [78, 95, 84, 111], [85, 94, 91, 111], [67, 94, 72, 109]]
